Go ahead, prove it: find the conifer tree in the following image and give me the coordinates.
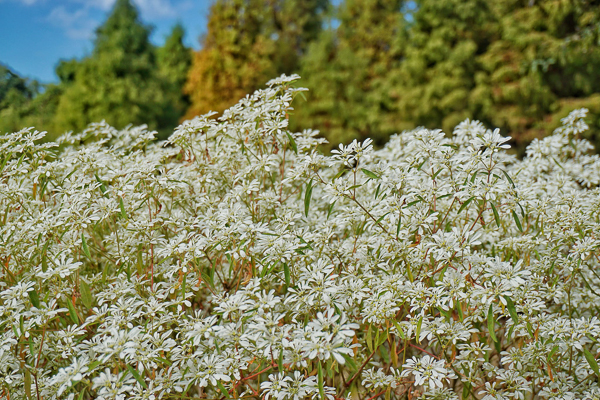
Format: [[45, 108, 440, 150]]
[[476, 0, 600, 148], [53, 0, 166, 133], [395, 0, 497, 134], [295, 0, 407, 145], [156, 23, 192, 138], [184, 0, 327, 118]]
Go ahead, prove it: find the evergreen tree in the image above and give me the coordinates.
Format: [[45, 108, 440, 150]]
[[476, 0, 600, 149], [53, 0, 166, 133], [395, 0, 497, 134], [156, 23, 192, 138], [185, 0, 327, 118], [0, 64, 60, 136], [295, 0, 407, 145]]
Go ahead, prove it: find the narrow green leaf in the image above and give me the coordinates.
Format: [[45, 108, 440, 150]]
[[80, 279, 93, 309], [490, 202, 500, 228], [286, 132, 298, 154], [24, 369, 32, 399], [341, 354, 358, 371], [304, 180, 313, 217], [366, 325, 373, 353], [94, 173, 109, 198], [317, 362, 326, 400], [512, 210, 523, 232], [217, 381, 230, 399], [127, 365, 148, 389], [416, 316, 423, 343], [66, 298, 79, 324], [28, 289, 40, 308], [78, 390, 86, 400], [119, 197, 127, 219], [283, 263, 291, 286], [456, 301, 464, 322], [470, 171, 478, 183], [458, 197, 475, 214], [327, 201, 335, 220], [361, 168, 380, 180], [392, 320, 405, 340], [462, 382, 472, 400], [501, 169, 515, 188], [332, 168, 345, 181], [81, 233, 91, 259], [547, 345, 559, 364], [584, 349, 600, 377], [278, 351, 284, 372], [487, 304, 498, 342], [503, 296, 519, 324]]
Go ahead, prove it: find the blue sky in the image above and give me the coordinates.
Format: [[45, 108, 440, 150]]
[[0, 0, 212, 83]]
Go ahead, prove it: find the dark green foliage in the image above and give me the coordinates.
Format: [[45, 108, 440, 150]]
[[0, 65, 61, 136], [294, 0, 408, 146], [156, 24, 193, 139], [54, 0, 166, 133]]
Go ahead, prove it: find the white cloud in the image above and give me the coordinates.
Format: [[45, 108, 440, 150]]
[[45, 0, 182, 41], [47, 5, 97, 40]]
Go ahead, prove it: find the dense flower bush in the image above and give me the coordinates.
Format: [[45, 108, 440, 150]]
[[2, 75, 600, 400]]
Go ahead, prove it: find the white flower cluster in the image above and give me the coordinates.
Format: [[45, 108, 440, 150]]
[[2, 75, 600, 400]]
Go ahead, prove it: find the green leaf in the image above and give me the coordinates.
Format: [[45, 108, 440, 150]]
[[584, 349, 600, 377], [458, 197, 475, 214], [286, 132, 298, 154], [327, 201, 336, 220], [28, 289, 40, 308], [278, 350, 284, 372], [24, 369, 32, 399], [341, 354, 358, 371], [317, 362, 326, 400], [501, 169, 515, 188], [127, 365, 147, 389], [81, 233, 91, 259], [332, 168, 346, 181], [94, 173, 109, 198], [392, 320, 405, 340], [462, 382, 472, 400], [512, 210, 523, 232], [304, 180, 313, 217], [416, 316, 423, 343], [456, 301, 464, 322], [217, 381, 230, 399], [490, 202, 500, 227], [66, 297, 79, 324], [366, 324, 373, 353], [80, 279, 93, 309], [547, 345, 559, 364], [119, 197, 127, 219], [361, 168, 380, 180], [487, 304, 498, 342], [283, 263, 291, 286], [503, 296, 518, 324]]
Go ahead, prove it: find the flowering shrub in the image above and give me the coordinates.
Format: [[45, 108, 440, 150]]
[[2, 74, 600, 400]]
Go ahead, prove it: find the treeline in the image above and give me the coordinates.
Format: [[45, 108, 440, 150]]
[[2, 0, 600, 150], [0, 0, 190, 140]]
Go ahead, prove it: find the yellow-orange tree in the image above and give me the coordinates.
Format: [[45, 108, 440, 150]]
[[184, 0, 328, 118]]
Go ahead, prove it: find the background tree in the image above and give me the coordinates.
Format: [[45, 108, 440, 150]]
[[475, 0, 600, 150], [53, 0, 167, 133], [293, 0, 407, 146], [184, 0, 328, 118], [156, 23, 193, 138], [395, 0, 497, 135], [0, 64, 61, 136]]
